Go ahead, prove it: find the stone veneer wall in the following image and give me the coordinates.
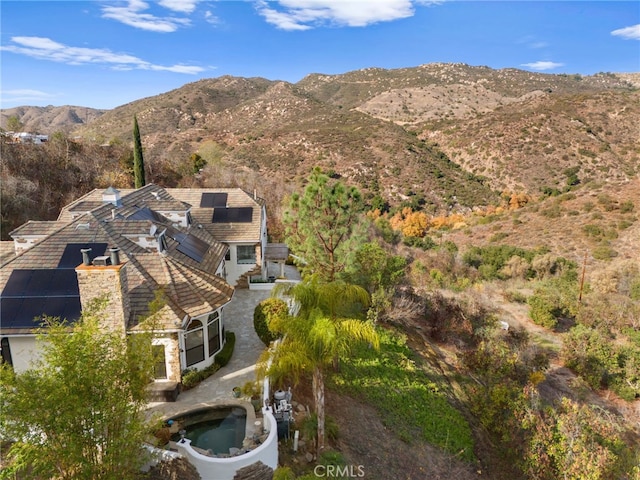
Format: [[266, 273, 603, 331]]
[[255, 243, 262, 267], [75, 263, 130, 333], [156, 333, 181, 383]]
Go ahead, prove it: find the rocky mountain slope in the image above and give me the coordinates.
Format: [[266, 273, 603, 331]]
[[4, 64, 638, 214]]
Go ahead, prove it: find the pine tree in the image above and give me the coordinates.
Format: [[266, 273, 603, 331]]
[[283, 167, 364, 281], [133, 115, 145, 188]]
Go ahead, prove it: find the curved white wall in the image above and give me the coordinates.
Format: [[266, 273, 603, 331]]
[[173, 409, 278, 480]]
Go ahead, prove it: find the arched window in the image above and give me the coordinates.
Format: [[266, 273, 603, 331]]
[[185, 319, 204, 367], [207, 312, 221, 357]]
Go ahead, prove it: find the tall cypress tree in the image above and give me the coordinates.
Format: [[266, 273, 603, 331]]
[[132, 115, 145, 188]]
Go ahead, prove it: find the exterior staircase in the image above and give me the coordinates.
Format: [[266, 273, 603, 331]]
[[235, 265, 262, 289]]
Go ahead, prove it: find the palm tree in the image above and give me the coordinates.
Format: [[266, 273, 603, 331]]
[[258, 278, 379, 453]]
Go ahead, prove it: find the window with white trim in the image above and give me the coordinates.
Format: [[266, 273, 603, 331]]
[[185, 319, 205, 367], [237, 245, 256, 264], [153, 345, 167, 379], [207, 312, 221, 357]]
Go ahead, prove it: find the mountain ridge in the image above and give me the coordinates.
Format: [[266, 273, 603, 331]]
[[2, 64, 638, 212]]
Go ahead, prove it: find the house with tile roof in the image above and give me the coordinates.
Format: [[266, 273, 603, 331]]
[[0, 185, 268, 398]]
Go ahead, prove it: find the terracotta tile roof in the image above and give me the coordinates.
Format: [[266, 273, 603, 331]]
[[9, 220, 68, 237], [1, 184, 235, 334], [0, 242, 15, 265], [68, 201, 106, 213], [146, 199, 190, 211], [167, 188, 266, 242]]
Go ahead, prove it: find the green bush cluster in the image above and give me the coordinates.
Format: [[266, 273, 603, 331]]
[[462, 245, 536, 280], [526, 275, 579, 329], [402, 235, 436, 250], [563, 325, 640, 400], [181, 363, 220, 390], [215, 331, 235, 367], [253, 298, 287, 346]]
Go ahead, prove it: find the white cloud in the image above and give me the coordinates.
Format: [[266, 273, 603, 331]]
[[530, 41, 548, 49], [520, 61, 564, 71], [611, 24, 640, 40], [204, 10, 221, 25], [517, 36, 549, 49], [255, 0, 418, 30], [159, 0, 200, 14], [1, 89, 58, 105], [101, 0, 191, 32], [0, 36, 205, 74]]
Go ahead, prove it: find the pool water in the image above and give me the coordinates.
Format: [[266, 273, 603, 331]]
[[171, 407, 247, 455]]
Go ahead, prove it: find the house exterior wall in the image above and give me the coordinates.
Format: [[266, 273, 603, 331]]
[[4, 336, 40, 373], [225, 244, 259, 286], [260, 205, 268, 280]]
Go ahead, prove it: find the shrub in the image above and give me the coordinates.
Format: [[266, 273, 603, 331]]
[[273, 467, 296, 480], [463, 245, 535, 280], [214, 331, 235, 367], [620, 200, 634, 213], [504, 290, 528, 303], [592, 244, 618, 261], [181, 362, 221, 390], [253, 298, 287, 346], [563, 325, 615, 390], [527, 275, 579, 329], [299, 413, 339, 445], [528, 295, 558, 329], [402, 235, 436, 250]]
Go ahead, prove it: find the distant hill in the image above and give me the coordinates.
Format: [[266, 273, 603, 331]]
[[0, 105, 106, 134], [3, 64, 638, 213]]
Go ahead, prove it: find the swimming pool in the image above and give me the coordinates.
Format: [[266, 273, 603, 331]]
[[170, 406, 247, 456]]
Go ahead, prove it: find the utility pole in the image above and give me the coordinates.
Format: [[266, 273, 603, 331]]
[[578, 251, 587, 303]]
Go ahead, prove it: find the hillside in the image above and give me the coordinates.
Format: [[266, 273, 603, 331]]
[[69, 64, 637, 207], [4, 63, 638, 264], [2, 63, 639, 479], [4, 64, 636, 215], [0, 105, 105, 134]]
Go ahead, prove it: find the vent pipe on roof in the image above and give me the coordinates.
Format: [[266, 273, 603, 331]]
[[254, 189, 257, 199], [109, 247, 121, 266], [80, 248, 92, 266]]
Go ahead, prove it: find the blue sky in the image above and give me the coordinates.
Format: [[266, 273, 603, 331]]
[[1, 1, 638, 110]]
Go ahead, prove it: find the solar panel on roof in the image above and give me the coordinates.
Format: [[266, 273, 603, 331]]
[[176, 234, 209, 263], [126, 207, 164, 222], [177, 244, 204, 263], [212, 207, 253, 223], [58, 243, 108, 268], [2, 269, 80, 298], [0, 269, 82, 330], [0, 297, 82, 330], [200, 193, 227, 208]]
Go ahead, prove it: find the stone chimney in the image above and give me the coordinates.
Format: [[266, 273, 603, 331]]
[[75, 258, 130, 333]]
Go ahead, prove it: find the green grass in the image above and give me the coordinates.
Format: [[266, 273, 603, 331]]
[[330, 328, 475, 461]]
